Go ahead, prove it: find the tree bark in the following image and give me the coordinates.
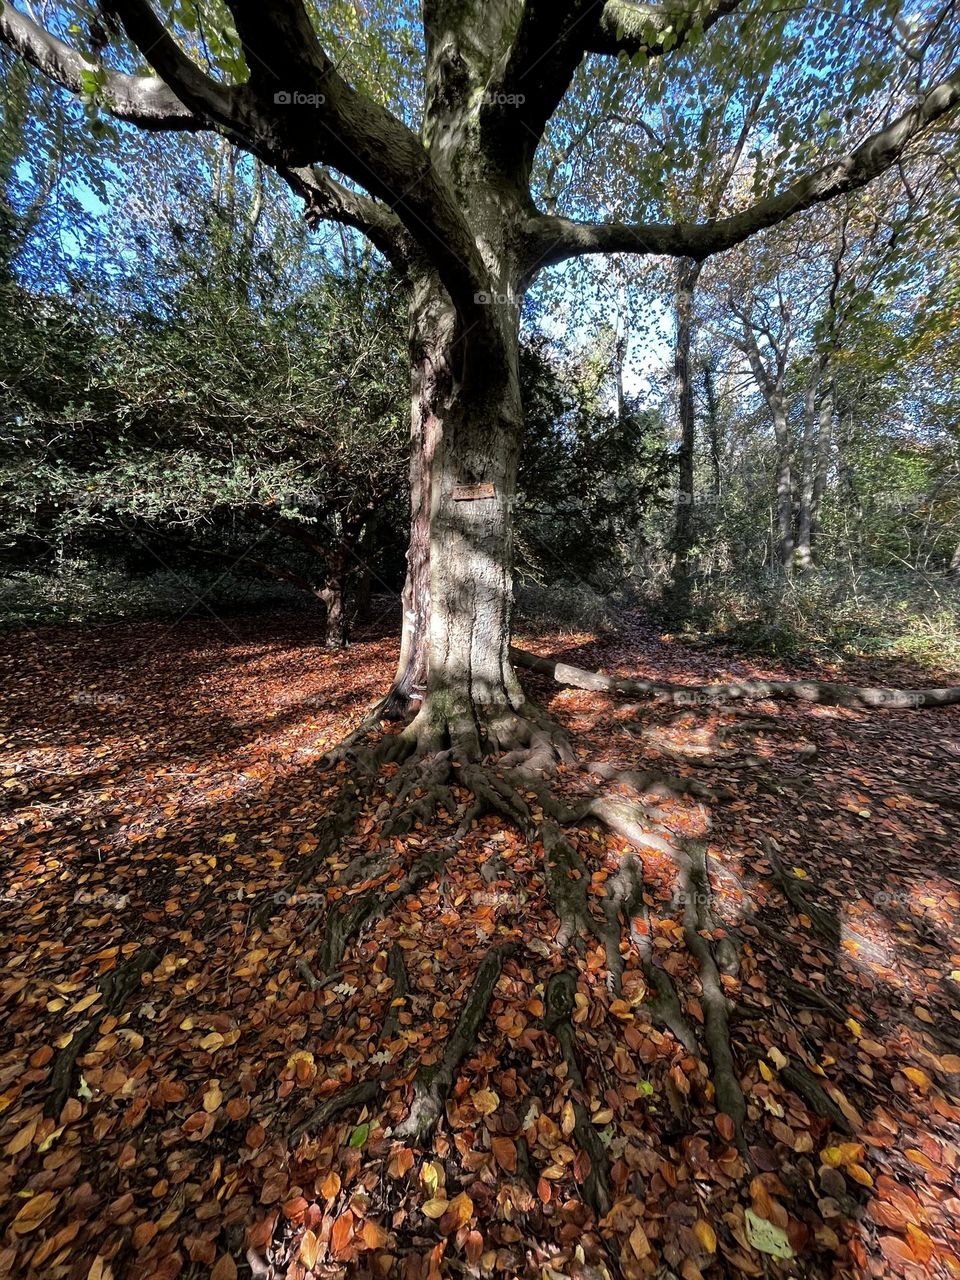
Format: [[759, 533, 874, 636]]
[[671, 259, 702, 585], [702, 358, 722, 501], [385, 263, 530, 757]]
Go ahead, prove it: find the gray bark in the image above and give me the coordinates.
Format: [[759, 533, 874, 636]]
[[671, 259, 703, 582]]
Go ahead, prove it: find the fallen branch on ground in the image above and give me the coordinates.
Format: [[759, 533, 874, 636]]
[[511, 646, 960, 709]]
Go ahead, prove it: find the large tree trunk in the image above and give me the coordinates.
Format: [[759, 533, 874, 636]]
[[385, 270, 530, 756]]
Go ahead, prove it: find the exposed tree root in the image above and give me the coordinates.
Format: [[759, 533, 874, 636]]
[[397, 942, 516, 1142], [761, 836, 839, 947], [47, 946, 159, 1118], [541, 820, 595, 950], [779, 1062, 855, 1135], [512, 645, 960, 709], [545, 969, 612, 1217], [381, 941, 409, 1043], [584, 758, 728, 804], [596, 850, 699, 1053], [319, 828, 466, 973], [260, 676, 895, 1189], [672, 839, 748, 1152], [290, 1079, 380, 1147]]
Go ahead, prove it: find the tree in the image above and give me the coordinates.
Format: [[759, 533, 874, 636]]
[[4, 0, 959, 750]]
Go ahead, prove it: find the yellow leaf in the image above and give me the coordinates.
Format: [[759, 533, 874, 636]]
[[422, 1198, 448, 1220], [903, 1067, 931, 1089], [199, 1032, 225, 1052], [68, 991, 100, 1017], [629, 1223, 650, 1259], [472, 1088, 499, 1116], [821, 1147, 843, 1167], [203, 1083, 223, 1113], [847, 1164, 873, 1187], [792, 868, 807, 878], [769, 1047, 788, 1070], [12, 1191, 58, 1234], [694, 1219, 717, 1253], [300, 1229, 320, 1270], [845, 1019, 862, 1038], [421, 1161, 444, 1195], [758, 1061, 774, 1082], [838, 1143, 865, 1164], [561, 1100, 576, 1136], [361, 1220, 388, 1249], [449, 1192, 474, 1227]]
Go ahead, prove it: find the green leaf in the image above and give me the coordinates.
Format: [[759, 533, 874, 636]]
[[348, 1123, 370, 1148], [745, 1209, 795, 1260]]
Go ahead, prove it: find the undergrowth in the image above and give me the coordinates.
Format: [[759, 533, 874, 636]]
[[670, 566, 960, 671]]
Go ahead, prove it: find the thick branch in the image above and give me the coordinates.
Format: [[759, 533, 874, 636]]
[[483, 0, 596, 172], [280, 166, 415, 269], [3, 2, 499, 333], [0, 3, 204, 130], [521, 68, 960, 274], [102, 0, 236, 123]]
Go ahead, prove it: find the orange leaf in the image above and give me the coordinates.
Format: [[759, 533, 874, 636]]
[[907, 1225, 934, 1264], [448, 1192, 474, 1228], [715, 1113, 735, 1142], [491, 1136, 517, 1173], [330, 1211, 353, 1257], [361, 1220, 388, 1250], [387, 1147, 415, 1179], [320, 1171, 341, 1200]]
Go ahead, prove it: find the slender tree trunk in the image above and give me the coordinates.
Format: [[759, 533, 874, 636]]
[[702, 359, 722, 501], [320, 581, 345, 649], [671, 259, 702, 584], [809, 381, 833, 552], [795, 360, 827, 573], [772, 404, 794, 572]]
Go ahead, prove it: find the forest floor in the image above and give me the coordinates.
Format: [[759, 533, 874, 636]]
[[1, 609, 960, 1280]]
